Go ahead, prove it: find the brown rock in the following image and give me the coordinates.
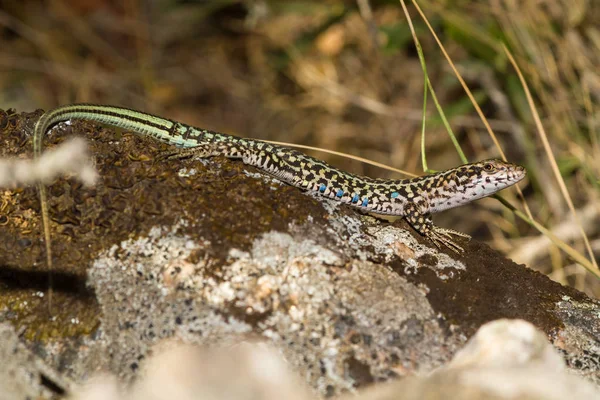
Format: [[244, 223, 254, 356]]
[[0, 109, 599, 399]]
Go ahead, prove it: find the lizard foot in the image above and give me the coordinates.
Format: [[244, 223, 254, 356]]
[[426, 227, 471, 254]]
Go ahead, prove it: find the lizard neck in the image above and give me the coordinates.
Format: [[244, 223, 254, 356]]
[[387, 169, 479, 215]]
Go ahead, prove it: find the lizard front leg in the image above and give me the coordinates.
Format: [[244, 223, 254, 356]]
[[403, 202, 470, 253]]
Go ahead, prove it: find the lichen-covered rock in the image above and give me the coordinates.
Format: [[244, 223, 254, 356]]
[[70, 342, 313, 400], [82, 226, 458, 394], [343, 319, 600, 400], [1, 109, 599, 398], [0, 323, 73, 399], [66, 320, 600, 400]]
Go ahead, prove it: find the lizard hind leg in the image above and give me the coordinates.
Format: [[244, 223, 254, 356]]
[[403, 202, 470, 253], [156, 145, 216, 162]]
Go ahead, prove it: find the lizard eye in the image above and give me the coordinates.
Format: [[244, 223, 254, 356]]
[[483, 163, 495, 172]]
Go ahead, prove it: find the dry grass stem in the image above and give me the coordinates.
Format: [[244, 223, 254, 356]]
[[262, 139, 415, 177], [504, 45, 598, 271], [407, 0, 535, 220], [509, 202, 599, 268]]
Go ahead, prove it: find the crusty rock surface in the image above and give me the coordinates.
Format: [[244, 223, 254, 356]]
[[1, 109, 599, 399], [340, 319, 600, 400], [60, 320, 600, 400]]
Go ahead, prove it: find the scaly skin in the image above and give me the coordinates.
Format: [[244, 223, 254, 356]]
[[34, 104, 526, 252]]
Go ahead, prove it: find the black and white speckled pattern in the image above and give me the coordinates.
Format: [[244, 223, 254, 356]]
[[34, 104, 526, 251]]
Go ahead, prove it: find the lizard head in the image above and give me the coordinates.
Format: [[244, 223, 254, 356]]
[[426, 159, 526, 213], [452, 159, 526, 199]]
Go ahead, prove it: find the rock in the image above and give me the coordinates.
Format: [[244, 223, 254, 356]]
[[65, 320, 600, 400], [1, 109, 599, 398], [70, 342, 312, 400], [0, 323, 73, 399], [343, 319, 600, 400]]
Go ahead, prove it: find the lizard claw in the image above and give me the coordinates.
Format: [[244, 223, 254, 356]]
[[427, 227, 471, 253]]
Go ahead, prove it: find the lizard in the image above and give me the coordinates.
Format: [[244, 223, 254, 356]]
[[33, 104, 526, 254]]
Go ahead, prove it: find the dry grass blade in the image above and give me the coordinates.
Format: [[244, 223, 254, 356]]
[[499, 199, 600, 280], [406, 0, 534, 220], [1, 137, 99, 312], [399, 0, 467, 169], [261, 140, 416, 177], [503, 44, 598, 271], [38, 183, 53, 311], [404, 0, 598, 278], [292, 56, 520, 133], [396, 0, 600, 280], [407, 1, 505, 157], [509, 203, 599, 268]]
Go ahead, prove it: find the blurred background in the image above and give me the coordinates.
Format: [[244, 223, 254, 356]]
[[0, 0, 598, 296]]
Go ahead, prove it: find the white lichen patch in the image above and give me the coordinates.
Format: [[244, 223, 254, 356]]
[[310, 194, 342, 214], [167, 232, 343, 320], [365, 225, 466, 280], [553, 299, 600, 385], [189, 157, 212, 166], [177, 167, 198, 177], [318, 210, 465, 281], [250, 231, 343, 268], [93, 223, 201, 289], [324, 213, 367, 259], [87, 222, 449, 396]]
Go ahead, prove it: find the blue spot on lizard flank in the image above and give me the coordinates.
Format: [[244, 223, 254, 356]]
[[391, 192, 400, 198], [336, 189, 344, 198], [319, 184, 326, 193], [362, 198, 369, 207], [351, 194, 359, 203]]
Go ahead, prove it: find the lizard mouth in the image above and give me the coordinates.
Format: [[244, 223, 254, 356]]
[[510, 166, 527, 182], [490, 166, 526, 187]]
